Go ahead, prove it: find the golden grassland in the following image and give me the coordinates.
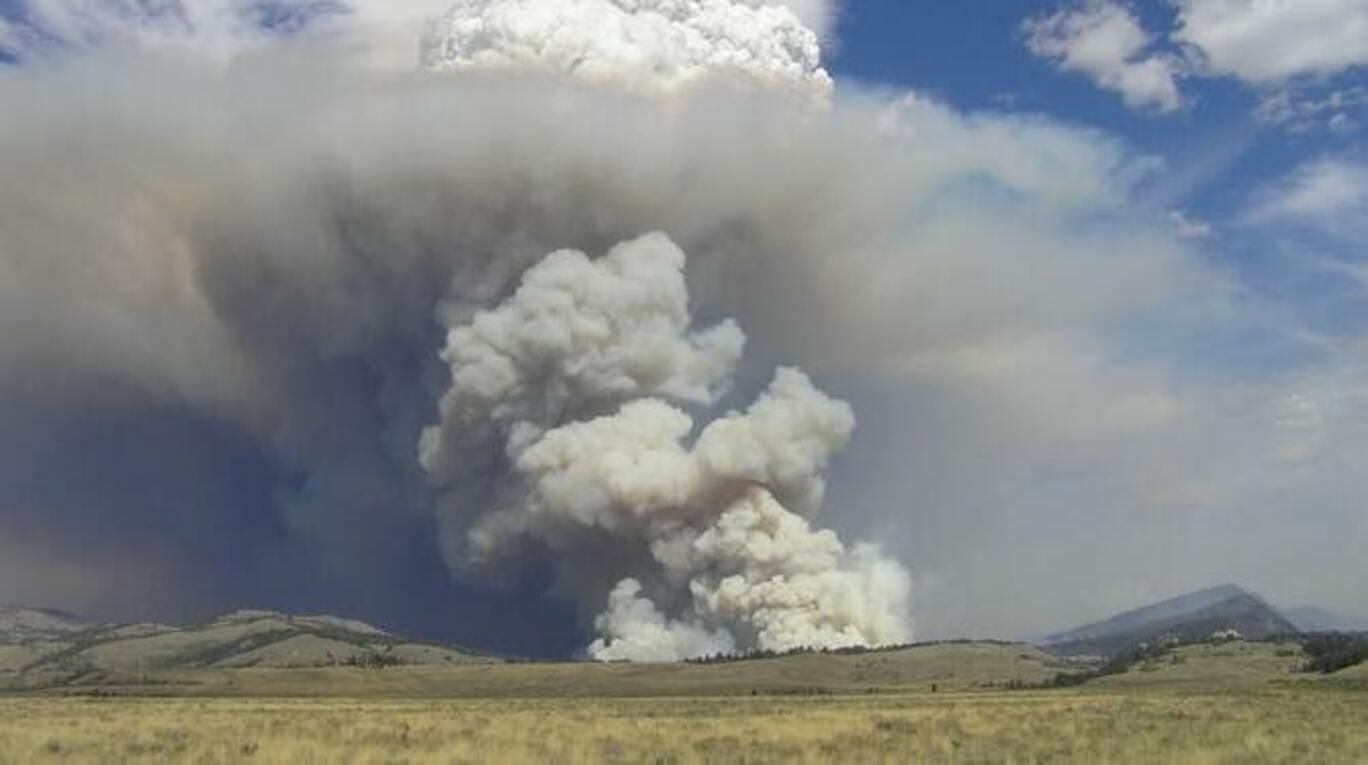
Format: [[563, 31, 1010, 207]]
[[0, 688, 1365, 764], [1, 641, 1071, 698], [1, 642, 1363, 762]]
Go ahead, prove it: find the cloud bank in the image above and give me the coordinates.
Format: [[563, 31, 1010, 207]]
[[1250, 155, 1368, 241], [1025, 0, 1368, 127]]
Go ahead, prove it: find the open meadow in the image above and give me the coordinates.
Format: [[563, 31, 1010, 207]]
[[1, 688, 1366, 764], [2, 641, 1365, 762]]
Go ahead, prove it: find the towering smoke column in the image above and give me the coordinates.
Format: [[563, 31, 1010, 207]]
[[420, 0, 832, 96], [411, 0, 908, 659], [420, 233, 912, 660]]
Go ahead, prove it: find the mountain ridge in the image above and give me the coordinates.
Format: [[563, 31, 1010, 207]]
[[1038, 584, 1300, 657]]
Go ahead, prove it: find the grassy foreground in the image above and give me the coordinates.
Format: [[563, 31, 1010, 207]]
[[1, 689, 1365, 764]]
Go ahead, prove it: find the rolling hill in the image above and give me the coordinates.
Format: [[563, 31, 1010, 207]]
[[20, 641, 1079, 698], [0, 607, 492, 688], [8, 589, 1357, 698], [0, 607, 95, 642]]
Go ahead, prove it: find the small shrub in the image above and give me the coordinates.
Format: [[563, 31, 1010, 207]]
[[1300, 633, 1368, 674], [342, 649, 404, 669]]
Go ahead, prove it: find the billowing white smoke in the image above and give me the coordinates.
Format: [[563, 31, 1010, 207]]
[[420, 0, 831, 96], [420, 233, 912, 660], [419, 233, 745, 481], [1, 0, 830, 78]]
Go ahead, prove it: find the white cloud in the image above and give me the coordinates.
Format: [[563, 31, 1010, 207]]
[[0, 0, 455, 66], [0, 0, 316, 58], [1254, 87, 1368, 134], [1023, 1, 1184, 113], [1025, 1, 1368, 128], [0, 18, 18, 53], [1249, 155, 1368, 242], [1170, 209, 1214, 239], [1174, 0, 1368, 84]]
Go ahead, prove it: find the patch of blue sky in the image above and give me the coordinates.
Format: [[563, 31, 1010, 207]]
[[831, 0, 1366, 381]]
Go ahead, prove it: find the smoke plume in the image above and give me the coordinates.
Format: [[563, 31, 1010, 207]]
[[419, 233, 910, 658], [10, 0, 1341, 654], [0, 0, 920, 659]]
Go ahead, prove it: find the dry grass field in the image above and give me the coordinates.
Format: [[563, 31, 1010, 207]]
[[1, 689, 1366, 764], [1, 641, 1364, 763], [1, 642, 1072, 697]]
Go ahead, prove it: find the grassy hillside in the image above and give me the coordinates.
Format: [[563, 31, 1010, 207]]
[[10, 632, 1368, 699], [1320, 660, 1368, 689], [0, 610, 490, 688], [25, 642, 1070, 698], [0, 645, 64, 674], [1090, 640, 1307, 690], [1083, 638, 1368, 691]]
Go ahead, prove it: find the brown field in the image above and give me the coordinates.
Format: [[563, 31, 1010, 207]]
[[0, 642, 1073, 697], [1, 641, 1364, 763], [1, 689, 1366, 764]]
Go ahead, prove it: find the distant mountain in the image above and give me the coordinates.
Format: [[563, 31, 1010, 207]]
[[0, 607, 493, 685], [0, 607, 96, 643], [1284, 606, 1368, 633], [1038, 585, 1300, 657]]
